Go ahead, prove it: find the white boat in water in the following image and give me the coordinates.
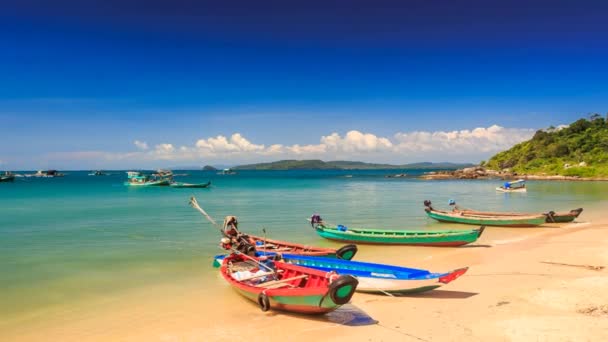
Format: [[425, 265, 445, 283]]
[[496, 179, 527, 192]]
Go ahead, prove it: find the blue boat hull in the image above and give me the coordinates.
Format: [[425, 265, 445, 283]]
[[214, 253, 468, 294]]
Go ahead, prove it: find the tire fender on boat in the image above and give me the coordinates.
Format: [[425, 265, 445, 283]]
[[335, 244, 358, 260], [257, 292, 270, 312], [328, 275, 358, 305]]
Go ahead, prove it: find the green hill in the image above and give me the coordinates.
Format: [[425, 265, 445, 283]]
[[233, 160, 474, 170], [485, 115, 608, 177]]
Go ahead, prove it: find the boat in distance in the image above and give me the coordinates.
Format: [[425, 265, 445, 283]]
[[169, 181, 211, 188], [496, 179, 527, 193]]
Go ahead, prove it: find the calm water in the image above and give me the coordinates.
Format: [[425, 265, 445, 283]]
[[1, 170, 607, 320]]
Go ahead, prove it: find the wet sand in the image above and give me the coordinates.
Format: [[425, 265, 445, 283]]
[[3, 215, 608, 341]]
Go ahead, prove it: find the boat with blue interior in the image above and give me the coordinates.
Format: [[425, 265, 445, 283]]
[[124, 170, 172, 186]]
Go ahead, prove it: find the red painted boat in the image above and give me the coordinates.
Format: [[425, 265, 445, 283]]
[[220, 253, 359, 314], [244, 234, 358, 260]]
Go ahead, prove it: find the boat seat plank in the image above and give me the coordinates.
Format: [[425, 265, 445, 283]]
[[256, 275, 308, 288]]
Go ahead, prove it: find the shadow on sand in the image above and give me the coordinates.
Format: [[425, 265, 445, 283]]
[[263, 304, 378, 326], [459, 244, 492, 248]]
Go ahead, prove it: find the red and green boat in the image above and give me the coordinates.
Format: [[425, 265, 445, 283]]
[[220, 253, 358, 314], [245, 235, 358, 260]]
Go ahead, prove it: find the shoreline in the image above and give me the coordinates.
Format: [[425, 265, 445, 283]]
[[420, 173, 608, 181], [3, 211, 607, 341]]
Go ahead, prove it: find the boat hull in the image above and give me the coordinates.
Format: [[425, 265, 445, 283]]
[[425, 209, 546, 227], [546, 208, 583, 223], [247, 235, 358, 260], [220, 254, 357, 314], [124, 180, 170, 186], [170, 181, 211, 188], [0, 176, 15, 182], [313, 225, 483, 246], [496, 187, 526, 193], [215, 254, 468, 295]]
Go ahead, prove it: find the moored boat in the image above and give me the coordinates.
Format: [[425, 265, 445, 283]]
[[309, 215, 484, 246], [544, 208, 584, 223], [124, 170, 171, 186], [88, 170, 108, 176], [220, 253, 358, 314], [170, 181, 211, 188], [30, 170, 65, 177], [216, 253, 468, 295], [424, 200, 547, 227], [218, 168, 237, 175], [496, 179, 527, 192], [0, 171, 15, 182]]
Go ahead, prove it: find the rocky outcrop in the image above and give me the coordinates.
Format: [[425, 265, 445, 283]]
[[420, 166, 512, 180]]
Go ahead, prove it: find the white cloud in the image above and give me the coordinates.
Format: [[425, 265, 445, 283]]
[[45, 125, 535, 166], [195, 133, 265, 154], [393, 125, 534, 154], [134, 140, 149, 150]]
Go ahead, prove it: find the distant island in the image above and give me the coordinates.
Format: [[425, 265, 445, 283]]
[[232, 160, 474, 170], [202, 165, 217, 171], [484, 114, 608, 178]]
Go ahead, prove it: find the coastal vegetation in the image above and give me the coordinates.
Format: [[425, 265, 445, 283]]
[[232, 160, 474, 170], [485, 115, 608, 177]]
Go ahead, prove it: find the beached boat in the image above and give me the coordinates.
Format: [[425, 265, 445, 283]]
[[424, 200, 546, 227], [169, 181, 211, 188], [124, 171, 171, 186], [0, 172, 15, 182], [188, 197, 359, 260], [246, 235, 358, 260], [216, 253, 467, 295], [309, 215, 484, 246], [545, 208, 584, 223], [220, 253, 358, 313], [496, 179, 527, 192]]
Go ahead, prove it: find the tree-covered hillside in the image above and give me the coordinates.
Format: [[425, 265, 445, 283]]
[[485, 115, 608, 177]]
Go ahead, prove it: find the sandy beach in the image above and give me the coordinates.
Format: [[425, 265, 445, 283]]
[[3, 207, 607, 342]]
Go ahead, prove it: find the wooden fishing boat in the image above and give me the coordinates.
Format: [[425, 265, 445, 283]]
[[220, 253, 358, 314], [246, 234, 358, 260], [545, 208, 583, 223], [309, 215, 484, 246], [216, 253, 467, 295], [124, 171, 171, 186], [188, 197, 359, 260], [424, 201, 546, 227], [496, 179, 527, 193], [0, 172, 15, 182], [170, 181, 211, 188], [435, 201, 583, 224]]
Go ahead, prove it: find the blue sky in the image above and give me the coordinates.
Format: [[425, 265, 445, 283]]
[[1, 0, 607, 169]]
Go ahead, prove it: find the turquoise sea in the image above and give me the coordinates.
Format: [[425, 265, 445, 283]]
[[1, 169, 608, 327]]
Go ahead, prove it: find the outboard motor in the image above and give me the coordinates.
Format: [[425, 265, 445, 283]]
[[310, 214, 323, 227]]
